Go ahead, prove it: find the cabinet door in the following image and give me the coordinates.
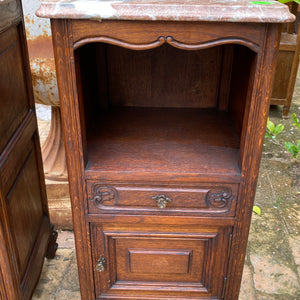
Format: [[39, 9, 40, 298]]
[[0, 1, 53, 299], [91, 223, 232, 299]]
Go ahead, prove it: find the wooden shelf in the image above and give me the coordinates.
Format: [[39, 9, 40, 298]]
[[85, 107, 241, 183]]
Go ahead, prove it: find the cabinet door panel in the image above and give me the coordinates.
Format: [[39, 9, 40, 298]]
[[0, 25, 30, 153], [91, 223, 232, 299], [0, 1, 52, 299], [0, 126, 51, 299], [6, 140, 44, 280]]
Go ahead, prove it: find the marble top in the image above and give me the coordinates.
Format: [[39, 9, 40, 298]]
[[36, 0, 295, 23]]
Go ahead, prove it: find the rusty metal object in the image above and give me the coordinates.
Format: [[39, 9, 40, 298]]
[[22, 0, 67, 181], [22, 1, 72, 229], [41, 106, 68, 180], [22, 1, 59, 107]]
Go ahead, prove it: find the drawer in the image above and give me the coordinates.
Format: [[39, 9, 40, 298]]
[[91, 223, 232, 299], [87, 182, 238, 216]]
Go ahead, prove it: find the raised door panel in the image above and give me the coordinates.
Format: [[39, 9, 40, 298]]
[[0, 120, 51, 299], [0, 24, 30, 153], [91, 223, 232, 299], [6, 140, 44, 280]]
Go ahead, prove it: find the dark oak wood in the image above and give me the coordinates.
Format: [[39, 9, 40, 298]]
[[85, 108, 240, 182], [226, 24, 281, 300], [71, 20, 265, 53], [51, 19, 95, 298], [271, 3, 300, 117], [0, 25, 30, 153], [50, 15, 282, 300], [0, 1, 56, 299], [91, 223, 232, 299], [105, 45, 223, 108], [87, 181, 238, 216], [0, 0, 21, 33], [45, 224, 58, 259]]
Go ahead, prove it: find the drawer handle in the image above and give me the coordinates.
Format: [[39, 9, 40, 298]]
[[96, 255, 106, 272], [152, 195, 172, 209]]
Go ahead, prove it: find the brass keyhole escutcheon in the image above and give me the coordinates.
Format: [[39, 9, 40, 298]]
[[152, 195, 172, 209], [96, 255, 106, 272]]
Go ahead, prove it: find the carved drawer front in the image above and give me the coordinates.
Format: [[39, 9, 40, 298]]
[[91, 223, 232, 299], [87, 182, 238, 216]]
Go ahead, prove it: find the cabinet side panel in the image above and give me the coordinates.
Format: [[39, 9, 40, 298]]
[[271, 50, 294, 99], [225, 24, 281, 300], [51, 19, 95, 300], [229, 45, 257, 141]]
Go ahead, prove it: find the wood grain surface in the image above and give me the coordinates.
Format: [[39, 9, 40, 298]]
[[0, 1, 54, 299], [50, 17, 282, 300]]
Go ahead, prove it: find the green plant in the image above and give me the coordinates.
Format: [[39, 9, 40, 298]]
[[258, 113, 300, 215], [265, 113, 300, 159], [278, 0, 300, 4], [284, 113, 300, 158], [265, 118, 284, 139], [253, 205, 262, 215]]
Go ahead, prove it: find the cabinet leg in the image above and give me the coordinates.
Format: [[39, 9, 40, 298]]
[[46, 224, 58, 259], [282, 105, 290, 119]]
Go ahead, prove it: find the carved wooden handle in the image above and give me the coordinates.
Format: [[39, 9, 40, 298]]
[[96, 255, 106, 272], [152, 195, 172, 209]]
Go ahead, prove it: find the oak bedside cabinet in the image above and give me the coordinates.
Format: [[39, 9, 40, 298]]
[[37, 1, 294, 299]]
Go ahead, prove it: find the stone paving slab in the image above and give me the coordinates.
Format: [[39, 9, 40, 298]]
[[32, 231, 80, 300]]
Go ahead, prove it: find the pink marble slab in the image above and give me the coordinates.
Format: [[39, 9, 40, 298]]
[[36, 0, 295, 23]]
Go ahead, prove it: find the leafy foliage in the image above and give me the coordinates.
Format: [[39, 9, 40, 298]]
[[292, 112, 300, 128], [265, 118, 284, 139], [265, 113, 300, 159], [284, 141, 300, 158], [253, 205, 261, 215], [278, 0, 300, 5]]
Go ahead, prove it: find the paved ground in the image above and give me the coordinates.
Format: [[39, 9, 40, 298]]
[[33, 86, 300, 299]]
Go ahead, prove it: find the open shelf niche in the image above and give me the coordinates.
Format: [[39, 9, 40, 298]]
[[74, 42, 257, 183]]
